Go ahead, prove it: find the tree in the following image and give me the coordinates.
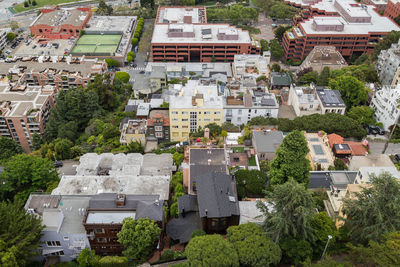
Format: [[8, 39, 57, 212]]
[[131, 38, 138, 47], [329, 75, 368, 110], [114, 72, 130, 83], [235, 169, 267, 199], [280, 238, 313, 265], [348, 231, 400, 266], [54, 138, 73, 160], [372, 31, 400, 59], [6, 32, 16, 42], [346, 105, 376, 126], [44, 88, 102, 141], [9, 21, 18, 31], [269, 39, 284, 60], [0, 137, 22, 163], [23, 1, 28, 7], [105, 58, 119, 68], [186, 234, 239, 267], [257, 179, 315, 243], [271, 63, 281, 72], [226, 223, 281, 267], [317, 66, 331, 86], [298, 71, 319, 85], [331, 158, 348, 170], [190, 229, 206, 239], [172, 152, 184, 167], [77, 248, 100, 267], [86, 75, 117, 111], [341, 172, 400, 244], [222, 122, 240, 132], [117, 218, 161, 261], [32, 133, 43, 151], [32, 0, 37, 5], [310, 212, 337, 258], [274, 25, 289, 42], [259, 159, 269, 173], [127, 141, 144, 154], [204, 123, 222, 137], [96, 0, 113, 15], [269, 130, 311, 186], [0, 154, 59, 201], [331, 64, 378, 83], [0, 200, 43, 266]]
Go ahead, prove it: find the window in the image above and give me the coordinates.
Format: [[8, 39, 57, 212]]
[[47, 241, 61, 247], [172, 126, 179, 128], [155, 132, 163, 138], [95, 229, 105, 234], [97, 237, 107, 243], [214, 111, 220, 115], [155, 126, 162, 131], [182, 119, 188, 122], [182, 111, 188, 115], [204, 111, 210, 115], [172, 118, 178, 122], [50, 251, 64, 256], [172, 111, 178, 115], [204, 119, 210, 122], [63, 237, 69, 241]]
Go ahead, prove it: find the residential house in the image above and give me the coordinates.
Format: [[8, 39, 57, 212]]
[[315, 88, 346, 115], [252, 130, 284, 161], [354, 166, 400, 184], [146, 110, 170, 143], [370, 85, 400, 130], [169, 80, 223, 142], [119, 119, 147, 145], [232, 54, 269, 80], [375, 39, 400, 86], [83, 193, 164, 256], [228, 146, 259, 171], [269, 72, 292, 91], [306, 132, 334, 170], [298, 46, 347, 74], [149, 66, 167, 90], [349, 154, 395, 171], [327, 133, 368, 158], [288, 84, 320, 116], [309, 170, 357, 189]]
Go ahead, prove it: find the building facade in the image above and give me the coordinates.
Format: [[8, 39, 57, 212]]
[[0, 28, 11, 51], [169, 80, 223, 142], [119, 119, 147, 145], [0, 84, 57, 152], [147, 111, 170, 143], [384, 0, 400, 19], [370, 85, 400, 130], [30, 7, 92, 39], [375, 40, 400, 86], [151, 6, 260, 62], [282, 0, 400, 61]]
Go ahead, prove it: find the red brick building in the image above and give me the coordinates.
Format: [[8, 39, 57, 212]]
[[30, 7, 92, 39], [282, 0, 400, 61], [151, 7, 260, 62], [385, 0, 400, 19]]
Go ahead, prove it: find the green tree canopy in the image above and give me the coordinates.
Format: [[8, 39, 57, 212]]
[[310, 212, 337, 258], [114, 72, 130, 83], [328, 75, 369, 110], [77, 248, 100, 267], [342, 172, 400, 244], [274, 25, 290, 42], [330, 64, 378, 83], [186, 234, 239, 267], [257, 179, 315, 243], [226, 223, 281, 267], [0, 200, 43, 266], [204, 123, 222, 137], [0, 154, 59, 201], [372, 31, 400, 59], [0, 137, 22, 163], [86, 75, 118, 111], [44, 88, 102, 141], [269, 39, 284, 60], [317, 66, 331, 86], [346, 105, 376, 126], [269, 130, 311, 186], [117, 218, 161, 262], [298, 71, 319, 85], [6, 32, 16, 42], [235, 169, 267, 199], [105, 58, 119, 67]]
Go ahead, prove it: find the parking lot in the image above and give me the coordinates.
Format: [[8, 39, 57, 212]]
[[12, 38, 76, 57]]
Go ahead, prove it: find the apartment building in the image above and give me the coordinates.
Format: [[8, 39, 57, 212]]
[[151, 6, 260, 62], [282, 0, 400, 61], [119, 119, 147, 145], [223, 92, 279, 126], [298, 46, 348, 74], [2, 57, 107, 90], [30, 7, 92, 39], [370, 85, 400, 130], [362, 0, 387, 13], [0, 84, 57, 151], [232, 54, 270, 79], [146, 110, 170, 143], [375, 39, 400, 86], [83, 193, 164, 256], [384, 0, 400, 19], [169, 80, 223, 141]]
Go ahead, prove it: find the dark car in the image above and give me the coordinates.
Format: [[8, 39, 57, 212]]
[[366, 125, 385, 135], [115, 67, 121, 71], [139, 70, 145, 74], [131, 63, 137, 68], [53, 161, 63, 168], [395, 154, 400, 163]]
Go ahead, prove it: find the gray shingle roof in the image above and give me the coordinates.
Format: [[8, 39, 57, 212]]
[[252, 131, 284, 153], [178, 194, 198, 213], [196, 172, 239, 218], [271, 72, 292, 86], [166, 212, 202, 243]]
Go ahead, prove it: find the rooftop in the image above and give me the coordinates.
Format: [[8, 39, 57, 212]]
[[270, 72, 292, 86], [239, 200, 265, 224], [157, 6, 206, 24], [86, 16, 136, 34], [252, 130, 284, 153], [359, 166, 400, 182], [32, 7, 90, 27], [349, 154, 394, 171], [309, 170, 357, 188], [305, 46, 347, 65]]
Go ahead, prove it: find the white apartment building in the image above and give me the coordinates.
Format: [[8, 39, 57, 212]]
[[376, 39, 400, 86], [370, 85, 400, 130], [232, 54, 270, 79]]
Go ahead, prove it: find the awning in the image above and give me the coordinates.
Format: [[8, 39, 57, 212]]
[[42, 248, 64, 255]]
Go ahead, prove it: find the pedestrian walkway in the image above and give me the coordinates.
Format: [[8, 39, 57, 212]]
[[131, 67, 145, 71]]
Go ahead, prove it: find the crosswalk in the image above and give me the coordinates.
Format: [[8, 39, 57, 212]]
[[131, 67, 145, 71]]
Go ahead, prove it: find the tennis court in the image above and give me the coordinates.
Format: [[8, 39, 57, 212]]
[[72, 34, 122, 54]]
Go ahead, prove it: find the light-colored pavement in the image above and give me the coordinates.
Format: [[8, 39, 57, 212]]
[[253, 13, 274, 41], [368, 141, 400, 155]]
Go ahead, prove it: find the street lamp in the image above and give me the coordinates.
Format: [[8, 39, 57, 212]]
[[321, 235, 332, 260]]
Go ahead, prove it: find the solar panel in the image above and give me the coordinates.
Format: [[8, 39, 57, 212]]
[[318, 158, 329, 163], [313, 145, 325, 155]]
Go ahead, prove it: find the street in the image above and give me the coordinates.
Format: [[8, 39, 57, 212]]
[[368, 141, 400, 155]]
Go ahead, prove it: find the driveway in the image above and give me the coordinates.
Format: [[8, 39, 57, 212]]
[[253, 13, 274, 41], [368, 141, 400, 155], [57, 160, 78, 176]]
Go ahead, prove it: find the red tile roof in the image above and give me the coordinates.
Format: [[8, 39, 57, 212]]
[[327, 133, 344, 147], [344, 141, 368, 156], [147, 113, 170, 126]]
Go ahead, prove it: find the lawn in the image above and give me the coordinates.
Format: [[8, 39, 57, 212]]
[[248, 155, 257, 166], [13, 0, 80, 13], [232, 147, 245, 153]]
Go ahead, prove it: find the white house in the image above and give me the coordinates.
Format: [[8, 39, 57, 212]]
[[370, 85, 400, 130]]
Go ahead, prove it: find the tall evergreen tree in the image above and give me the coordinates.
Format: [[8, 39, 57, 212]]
[[269, 130, 311, 186]]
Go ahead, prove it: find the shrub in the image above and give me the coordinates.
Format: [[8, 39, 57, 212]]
[[114, 72, 130, 83], [105, 58, 119, 67], [131, 38, 138, 46], [191, 230, 206, 238]]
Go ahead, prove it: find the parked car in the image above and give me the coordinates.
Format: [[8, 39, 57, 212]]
[[366, 125, 385, 135], [53, 161, 63, 168], [395, 154, 400, 163]]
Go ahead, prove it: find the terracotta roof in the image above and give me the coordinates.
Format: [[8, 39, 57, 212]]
[[327, 133, 344, 147], [147, 114, 170, 126], [344, 141, 368, 156]]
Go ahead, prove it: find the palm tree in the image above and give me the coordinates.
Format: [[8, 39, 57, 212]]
[[382, 98, 400, 154]]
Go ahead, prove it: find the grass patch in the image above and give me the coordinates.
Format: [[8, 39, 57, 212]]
[[232, 147, 245, 153], [13, 0, 80, 13], [249, 155, 257, 166]]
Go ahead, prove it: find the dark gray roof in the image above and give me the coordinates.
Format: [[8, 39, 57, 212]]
[[309, 172, 331, 189], [119, 117, 135, 130], [196, 172, 239, 218], [316, 89, 345, 108], [136, 201, 164, 222], [271, 72, 292, 86], [124, 105, 138, 113], [189, 148, 226, 166], [178, 194, 198, 213], [166, 212, 202, 243], [252, 131, 284, 153]]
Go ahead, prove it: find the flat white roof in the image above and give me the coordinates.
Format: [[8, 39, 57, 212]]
[[86, 211, 135, 224], [152, 24, 252, 44], [158, 7, 203, 24]]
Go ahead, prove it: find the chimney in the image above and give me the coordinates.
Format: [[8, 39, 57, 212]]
[[116, 194, 126, 207]]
